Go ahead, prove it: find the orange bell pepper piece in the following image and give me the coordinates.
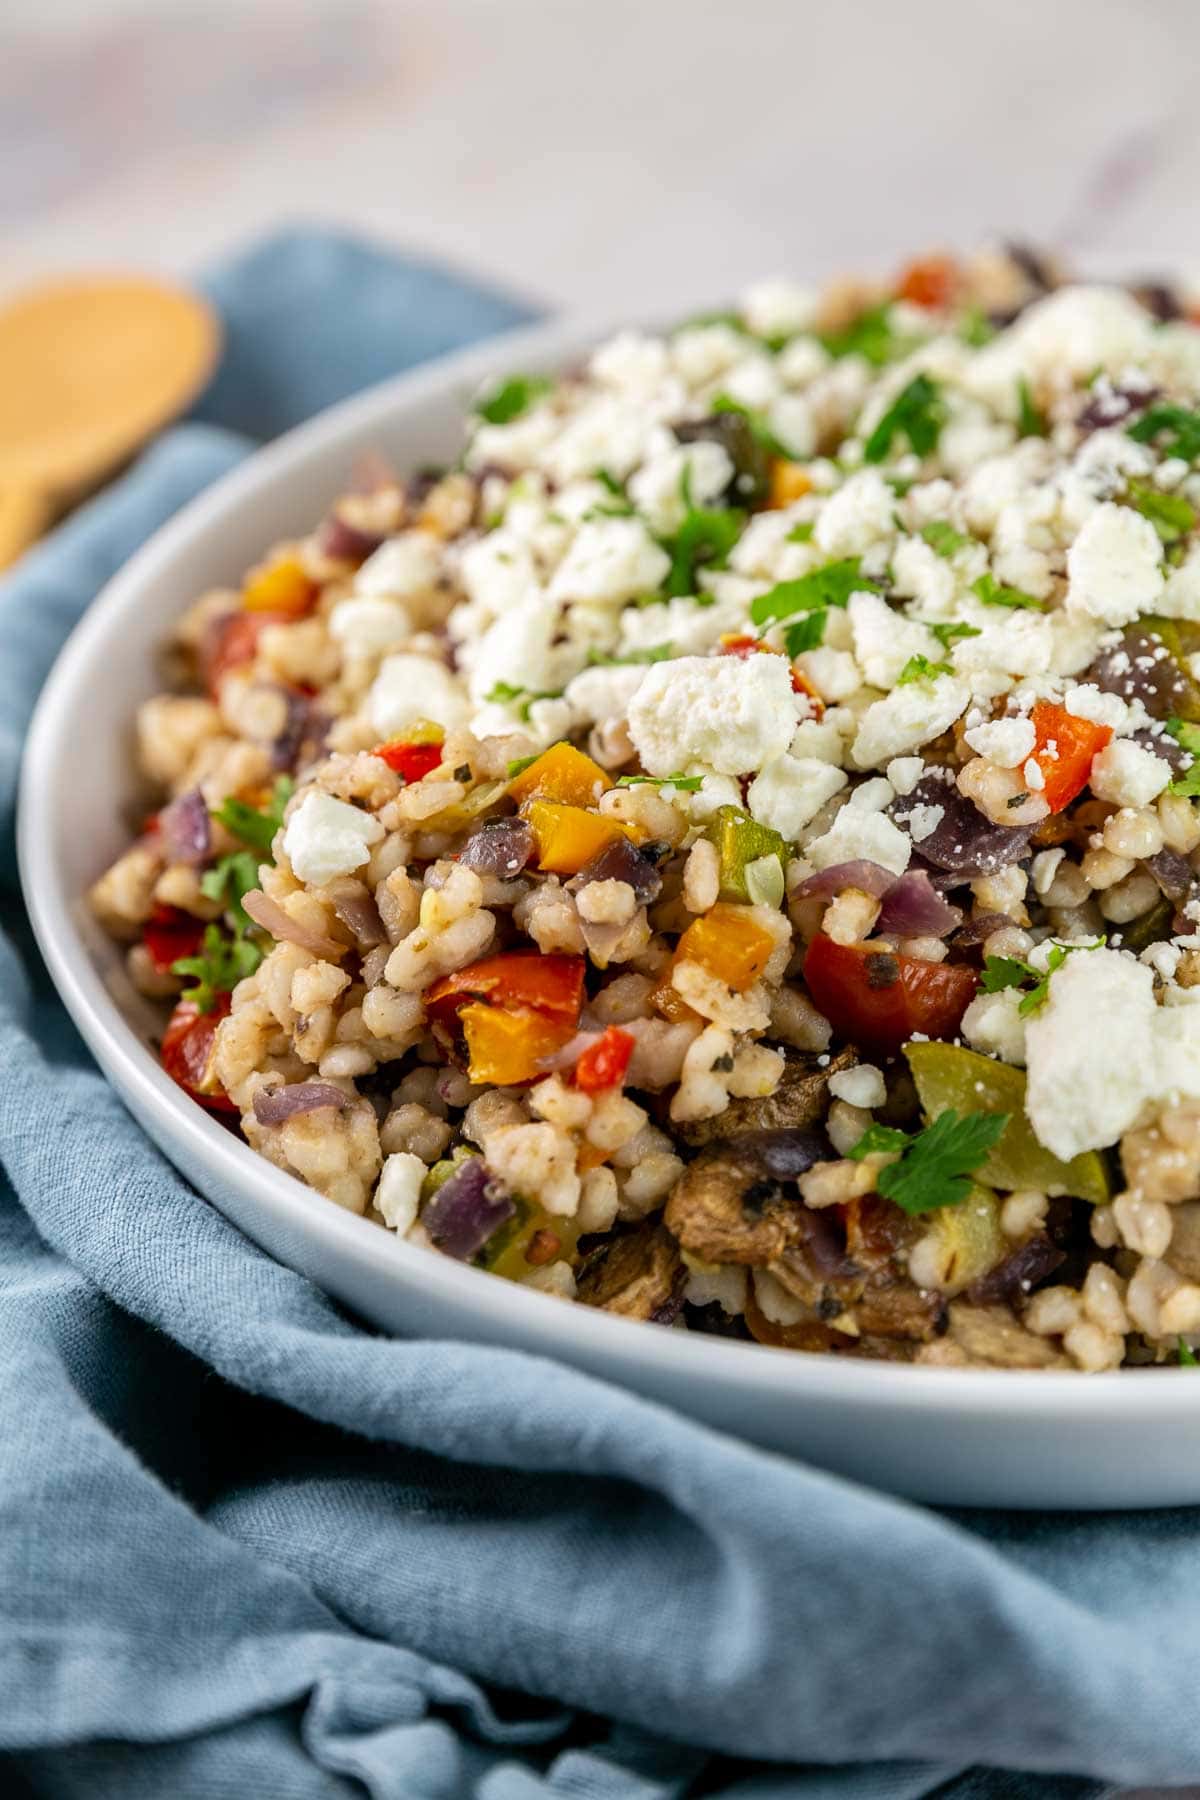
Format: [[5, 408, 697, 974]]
[[459, 1002, 577, 1086], [673, 903, 777, 992], [242, 553, 318, 616], [522, 800, 631, 874], [507, 741, 610, 809]]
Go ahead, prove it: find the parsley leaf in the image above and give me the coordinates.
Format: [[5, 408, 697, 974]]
[[852, 1110, 1011, 1215], [1016, 378, 1047, 439], [1171, 764, 1200, 798], [1127, 478, 1197, 545], [212, 777, 293, 855], [505, 752, 540, 780], [749, 557, 879, 628], [847, 1122, 913, 1160], [199, 849, 261, 933], [784, 611, 828, 655], [819, 304, 916, 367], [662, 471, 744, 597], [586, 643, 674, 666], [1179, 1339, 1199, 1368], [615, 772, 703, 791], [972, 571, 1044, 611], [1128, 403, 1200, 463], [981, 940, 1103, 1016], [863, 374, 944, 464], [1166, 718, 1200, 794], [928, 619, 982, 650], [786, 520, 815, 543], [958, 304, 996, 348], [475, 374, 552, 426], [485, 680, 561, 720], [172, 923, 262, 1015], [921, 520, 970, 558], [897, 653, 952, 684]]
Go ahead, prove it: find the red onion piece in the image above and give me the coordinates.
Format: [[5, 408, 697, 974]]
[[574, 834, 666, 903], [875, 870, 962, 939], [458, 816, 535, 877], [538, 1029, 602, 1073], [890, 776, 1030, 878], [318, 513, 385, 564], [271, 689, 325, 774], [952, 911, 1014, 947], [795, 860, 897, 901], [967, 1235, 1065, 1305], [254, 1082, 348, 1125], [1083, 625, 1194, 725], [1147, 849, 1196, 905], [159, 789, 211, 867], [241, 888, 346, 960], [326, 880, 387, 947], [423, 1158, 514, 1261]]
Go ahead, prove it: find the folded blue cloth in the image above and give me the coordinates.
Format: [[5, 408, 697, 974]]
[[0, 227, 1194, 1799]]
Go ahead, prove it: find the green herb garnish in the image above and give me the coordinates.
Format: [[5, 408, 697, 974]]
[[784, 611, 828, 655], [710, 392, 791, 459], [505, 753, 540, 780], [211, 777, 293, 856], [586, 643, 674, 666], [921, 520, 970, 558], [662, 470, 744, 597], [1179, 1339, 1199, 1368], [1016, 378, 1047, 439], [475, 374, 552, 426], [615, 772, 703, 791], [863, 375, 944, 464], [849, 1110, 1011, 1215], [199, 850, 261, 933], [1127, 479, 1197, 545], [819, 303, 916, 367], [980, 940, 1103, 1016], [897, 653, 953, 684], [485, 680, 561, 720], [171, 922, 262, 1015], [1128, 403, 1200, 463], [786, 520, 815, 543], [958, 304, 996, 348], [971, 572, 1044, 611], [928, 619, 982, 650], [749, 557, 879, 628]]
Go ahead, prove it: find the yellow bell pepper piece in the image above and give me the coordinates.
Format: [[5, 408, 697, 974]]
[[459, 1002, 575, 1086], [673, 903, 776, 992], [507, 742, 610, 809], [522, 800, 630, 874], [242, 552, 317, 615], [767, 459, 812, 508]]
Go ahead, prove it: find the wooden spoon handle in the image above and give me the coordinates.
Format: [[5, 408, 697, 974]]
[[0, 485, 54, 572]]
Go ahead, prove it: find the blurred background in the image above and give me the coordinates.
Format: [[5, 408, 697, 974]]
[[3, 0, 1197, 313]]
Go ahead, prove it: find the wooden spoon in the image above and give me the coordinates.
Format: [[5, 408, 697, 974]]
[[0, 275, 222, 569]]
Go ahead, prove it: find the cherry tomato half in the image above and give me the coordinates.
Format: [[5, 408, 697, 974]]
[[803, 932, 978, 1058]]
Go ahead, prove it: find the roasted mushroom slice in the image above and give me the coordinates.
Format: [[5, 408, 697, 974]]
[[664, 1128, 829, 1265], [575, 1220, 684, 1321], [675, 1046, 857, 1148], [931, 1301, 1071, 1369]]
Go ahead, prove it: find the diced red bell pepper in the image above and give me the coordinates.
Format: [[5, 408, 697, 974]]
[[803, 932, 978, 1058], [573, 1026, 635, 1093], [1027, 701, 1113, 812], [895, 254, 959, 311], [143, 905, 206, 974], [203, 610, 290, 694], [372, 739, 445, 782], [161, 995, 237, 1113], [426, 952, 586, 1027]]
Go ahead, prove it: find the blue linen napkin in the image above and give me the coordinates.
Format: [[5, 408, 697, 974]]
[[0, 226, 1194, 1799]]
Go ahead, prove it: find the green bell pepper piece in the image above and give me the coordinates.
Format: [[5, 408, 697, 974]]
[[904, 1041, 1111, 1204], [704, 805, 787, 902]]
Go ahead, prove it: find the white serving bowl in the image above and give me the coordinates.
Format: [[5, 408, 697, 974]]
[[19, 310, 1200, 1511]]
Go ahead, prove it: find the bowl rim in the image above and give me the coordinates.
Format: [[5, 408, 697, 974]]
[[18, 299, 1195, 1421]]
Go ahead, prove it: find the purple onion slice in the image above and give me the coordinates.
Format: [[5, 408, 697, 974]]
[[318, 513, 385, 564], [254, 1082, 348, 1125], [574, 834, 665, 903], [458, 816, 535, 877], [423, 1157, 515, 1261], [159, 789, 211, 867], [795, 860, 897, 901], [890, 776, 1030, 878], [875, 870, 962, 939]]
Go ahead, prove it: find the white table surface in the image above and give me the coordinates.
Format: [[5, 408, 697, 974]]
[[5, 1, 1200, 1790]]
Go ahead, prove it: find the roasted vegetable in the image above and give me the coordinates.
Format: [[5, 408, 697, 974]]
[[160, 996, 236, 1113], [508, 742, 610, 809], [675, 1045, 856, 1148], [576, 1220, 684, 1319], [803, 934, 978, 1058], [1026, 701, 1112, 811], [522, 800, 632, 874], [458, 1003, 577, 1086], [673, 903, 778, 992], [703, 805, 787, 901], [241, 553, 317, 616]]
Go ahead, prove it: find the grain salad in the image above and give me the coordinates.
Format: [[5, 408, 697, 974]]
[[91, 247, 1200, 1370]]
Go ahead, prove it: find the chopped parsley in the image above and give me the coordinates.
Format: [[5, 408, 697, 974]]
[[662, 471, 744, 597], [897, 653, 952, 684], [475, 374, 552, 426], [505, 752, 540, 780], [1016, 378, 1047, 439], [1126, 479, 1197, 545], [921, 520, 970, 558], [586, 643, 674, 666], [485, 680, 561, 720], [849, 1110, 1011, 1215], [1128, 403, 1200, 463], [958, 304, 996, 348], [819, 303, 915, 367], [211, 777, 293, 855], [971, 571, 1045, 611], [928, 618, 982, 650], [172, 925, 262, 1016], [863, 375, 944, 464], [1166, 717, 1200, 794], [749, 557, 879, 628], [786, 520, 815, 543], [1179, 1339, 1199, 1368], [615, 771, 703, 792], [199, 850, 261, 933], [783, 611, 828, 655], [981, 940, 1103, 1016]]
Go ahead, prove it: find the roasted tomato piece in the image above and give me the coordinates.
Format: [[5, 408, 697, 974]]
[[803, 933, 978, 1058], [372, 739, 445, 781], [574, 1026, 635, 1093], [160, 995, 237, 1113], [895, 254, 959, 311], [425, 952, 586, 1026], [1027, 700, 1112, 811], [142, 906, 206, 974], [203, 609, 290, 693]]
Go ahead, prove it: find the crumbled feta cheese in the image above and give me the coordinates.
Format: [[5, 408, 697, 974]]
[[1062, 683, 1132, 731], [1066, 502, 1165, 627], [964, 715, 1036, 767], [355, 531, 442, 600], [328, 596, 412, 656], [283, 790, 384, 887], [369, 655, 472, 736], [1159, 546, 1200, 622], [376, 1151, 426, 1234], [669, 324, 746, 388], [1031, 847, 1065, 896], [627, 653, 799, 776], [741, 278, 817, 339], [767, 393, 816, 460], [845, 776, 894, 813], [813, 470, 896, 559], [791, 715, 850, 764], [563, 664, 647, 726], [890, 536, 958, 614], [458, 531, 540, 622], [851, 675, 970, 769], [589, 330, 671, 395], [549, 516, 670, 606], [540, 395, 654, 484], [961, 988, 1028, 1066], [746, 757, 847, 839], [886, 756, 925, 796], [628, 438, 734, 533], [847, 590, 941, 689], [1088, 738, 1172, 807], [828, 1063, 887, 1109], [794, 647, 862, 703], [806, 809, 912, 876], [904, 803, 944, 844]]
